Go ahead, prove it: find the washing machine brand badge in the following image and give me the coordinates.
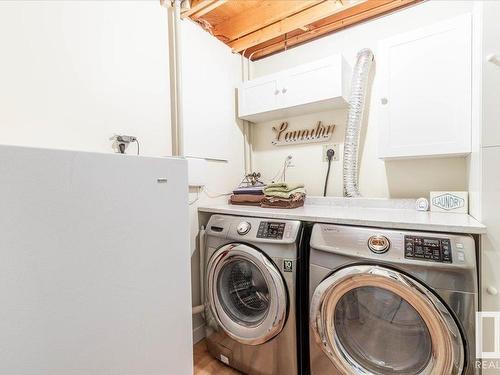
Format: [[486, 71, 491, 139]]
[[284, 260, 293, 272]]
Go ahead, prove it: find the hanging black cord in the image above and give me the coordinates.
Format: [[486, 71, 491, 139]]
[[323, 149, 335, 197]]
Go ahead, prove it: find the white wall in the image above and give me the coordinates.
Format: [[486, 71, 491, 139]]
[[0, 0, 246, 344], [250, 1, 472, 198], [181, 21, 242, 161], [182, 19, 244, 245], [180, 20, 245, 343], [0, 1, 171, 156]]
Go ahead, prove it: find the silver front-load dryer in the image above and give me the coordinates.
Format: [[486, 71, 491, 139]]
[[309, 224, 478, 375], [204, 214, 302, 375]]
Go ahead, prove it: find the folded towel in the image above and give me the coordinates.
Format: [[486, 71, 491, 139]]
[[230, 194, 264, 206], [264, 182, 304, 194], [261, 192, 305, 209], [233, 185, 265, 195], [265, 187, 306, 199]]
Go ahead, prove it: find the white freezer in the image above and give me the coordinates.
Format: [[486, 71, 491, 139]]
[[0, 145, 192, 375]]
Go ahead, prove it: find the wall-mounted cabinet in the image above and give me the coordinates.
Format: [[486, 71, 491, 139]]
[[474, 1, 500, 327], [238, 55, 350, 123], [378, 14, 472, 159]]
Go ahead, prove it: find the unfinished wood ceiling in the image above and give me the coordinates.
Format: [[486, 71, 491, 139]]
[[182, 0, 422, 60]]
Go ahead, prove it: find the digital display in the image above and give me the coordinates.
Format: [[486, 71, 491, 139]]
[[423, 239, 440, 246], [257, 222, 286, 239], [404, 236, 452, 263]]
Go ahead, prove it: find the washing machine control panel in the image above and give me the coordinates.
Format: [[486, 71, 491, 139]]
[[404, 236, 452, 263], [257, 221, 286, 239]]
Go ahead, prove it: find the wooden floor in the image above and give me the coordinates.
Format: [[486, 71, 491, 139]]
[[193, 339, 241, 375]]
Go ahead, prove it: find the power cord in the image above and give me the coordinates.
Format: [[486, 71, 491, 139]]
[[134, 139, 140, 155], [268, 155, 293, 183], [202, 186, 232, 199], [323, 148, 335, 197], [189, 188, 200, 205]]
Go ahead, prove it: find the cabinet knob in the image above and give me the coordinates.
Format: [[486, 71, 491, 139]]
[[487, 286, 498, 296], [282, 88, 288, 94], [274, 89, 280, 95], [381, 97, 388, 105]]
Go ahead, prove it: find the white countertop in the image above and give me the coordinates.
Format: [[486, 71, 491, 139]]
[[198, 201, 486, 234]]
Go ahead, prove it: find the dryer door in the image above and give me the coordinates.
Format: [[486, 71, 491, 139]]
[[310, 265, 465, 375], [207, 243, 288, 346]]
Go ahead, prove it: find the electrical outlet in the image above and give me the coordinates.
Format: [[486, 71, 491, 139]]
[[323, 144, 339, 162]]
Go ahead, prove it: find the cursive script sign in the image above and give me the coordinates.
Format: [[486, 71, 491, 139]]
[[272, 121, 335, 146]]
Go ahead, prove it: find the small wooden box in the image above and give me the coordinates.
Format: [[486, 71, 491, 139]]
[[430, 191, 468, 214]]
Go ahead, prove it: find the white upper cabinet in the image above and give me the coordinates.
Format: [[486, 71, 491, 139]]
[[378, 14, 472, 159], [238, 55, 350, 123], [239, 78, 281, 117]]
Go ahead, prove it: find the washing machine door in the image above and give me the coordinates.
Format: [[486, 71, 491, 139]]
[[310, 265, 465, 375], [206, 243, 288, 346]]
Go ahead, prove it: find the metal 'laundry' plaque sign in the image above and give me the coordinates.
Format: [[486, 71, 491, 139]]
[[430, 191, 468, 214], [272, 121, 335, 146]]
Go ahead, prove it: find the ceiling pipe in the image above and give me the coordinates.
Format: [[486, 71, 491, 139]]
[[167, 0, 185, 157], [241, 51, 254, 174]]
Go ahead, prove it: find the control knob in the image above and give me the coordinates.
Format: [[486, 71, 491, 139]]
[[236, 221, 251, 235], [368, 235, 390, 254]]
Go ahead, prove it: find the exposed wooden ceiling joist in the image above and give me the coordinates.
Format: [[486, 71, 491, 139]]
[[212, 0, 323, 43], [183, 0, 423, 60], [181, 0, 227, 20], [229, 0, 361, 53], [246, 0, 422, 60]]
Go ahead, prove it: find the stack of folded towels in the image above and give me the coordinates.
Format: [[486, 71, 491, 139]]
[[262, 182, 306, 209], [229, 183, 265, 206]]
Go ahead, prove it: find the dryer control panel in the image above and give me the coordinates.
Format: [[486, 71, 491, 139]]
[[257, 221, 286, 239], [205, 215, 301, 244], [404, 236, 452, 263]]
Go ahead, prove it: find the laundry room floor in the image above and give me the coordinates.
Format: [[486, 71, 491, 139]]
[[193, 340, 241, 374]]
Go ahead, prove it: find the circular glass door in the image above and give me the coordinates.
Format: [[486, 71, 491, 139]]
[[310, 265, 465, 375], [207, 243, 287, 345], [217, 258, 270, 326]]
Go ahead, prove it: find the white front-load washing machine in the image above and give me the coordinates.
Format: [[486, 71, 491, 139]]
[[309, 224, 478, 375], [204, 214, 304, 375]]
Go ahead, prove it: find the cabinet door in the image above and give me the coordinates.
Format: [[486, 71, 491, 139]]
[[282, 56, 344, 109], [480, 147, 500, 375], [482, 1, 500, 148], [481, 146, 500, 312], [238, 78, 279, 118], [378, 14, 472, 159]]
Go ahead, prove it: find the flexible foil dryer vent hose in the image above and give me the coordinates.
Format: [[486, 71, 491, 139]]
[[343, 48, 374, 197]]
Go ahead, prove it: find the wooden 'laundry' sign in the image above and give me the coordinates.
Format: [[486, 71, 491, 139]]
[[272, 121, 335, 146]]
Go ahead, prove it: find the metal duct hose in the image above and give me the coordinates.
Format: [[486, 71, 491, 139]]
[[343, 48, 374, 197]]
